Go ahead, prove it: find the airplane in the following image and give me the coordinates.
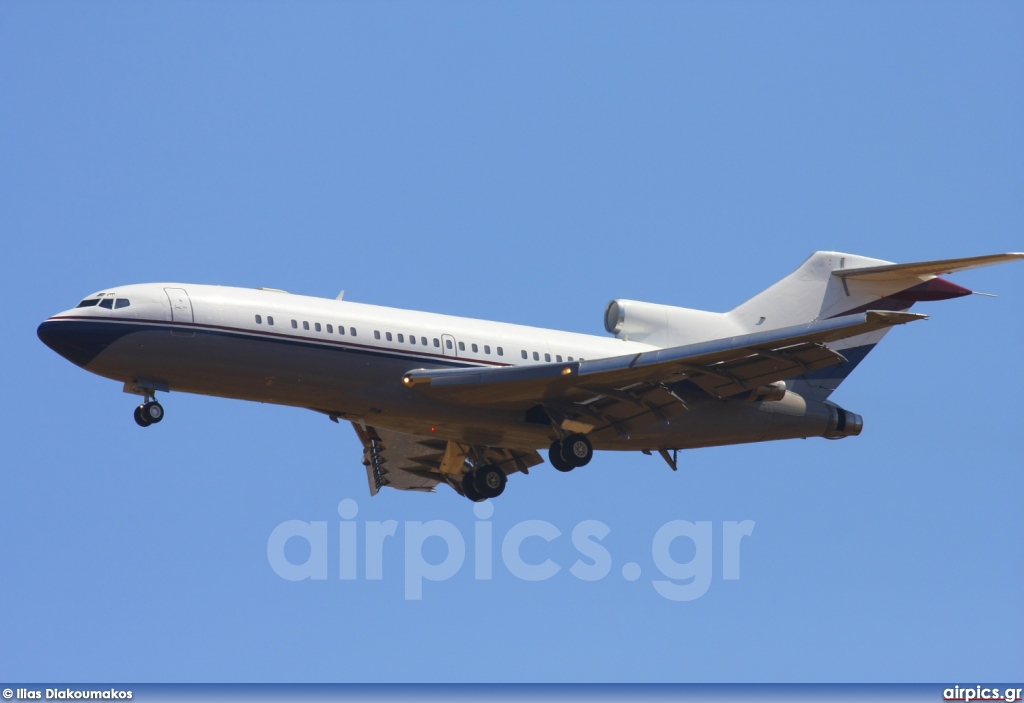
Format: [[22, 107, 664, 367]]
[[38, 251, 1022, 502]]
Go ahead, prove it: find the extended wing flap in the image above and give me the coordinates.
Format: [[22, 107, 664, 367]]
[[352, 423, 443, 496], [403, 311, 925, 409], [686, 341, 846, 398], [350, 422, 543, 497]]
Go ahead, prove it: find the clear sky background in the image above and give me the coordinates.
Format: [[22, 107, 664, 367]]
[[1, 0, 1021, 684]]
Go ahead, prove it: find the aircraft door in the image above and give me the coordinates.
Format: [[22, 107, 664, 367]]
[[441, 334, 458, 357], [165, 288, 195, 337], [164, 288, 194, 323]]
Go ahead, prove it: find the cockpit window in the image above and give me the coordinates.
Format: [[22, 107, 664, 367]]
[[114, 299, 130, 309], [76, 299, 101, 308], [99, 299, 114, 309]]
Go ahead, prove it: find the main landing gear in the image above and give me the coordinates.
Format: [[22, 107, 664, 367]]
[[133, 399, 164, 427], [461, 465, 508, 502], [548, 433, 593, 472]]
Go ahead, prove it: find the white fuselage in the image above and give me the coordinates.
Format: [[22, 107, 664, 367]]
[[40, 284, 676, 445], [39, 282, 842, 451], [60, 282, 657, 368]]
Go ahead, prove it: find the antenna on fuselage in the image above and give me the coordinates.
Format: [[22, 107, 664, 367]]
[[336, 290, 345, 301]]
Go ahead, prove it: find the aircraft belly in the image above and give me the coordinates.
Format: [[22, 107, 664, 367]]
[[78, 323, 837, 454], [81, 325, 547, 445], [87, 328, 433, 404]]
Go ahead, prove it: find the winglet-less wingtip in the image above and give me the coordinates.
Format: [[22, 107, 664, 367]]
[[864, 311, 929, 325]]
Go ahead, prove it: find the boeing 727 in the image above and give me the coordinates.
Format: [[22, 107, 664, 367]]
[[37, 251, 1022, 501]]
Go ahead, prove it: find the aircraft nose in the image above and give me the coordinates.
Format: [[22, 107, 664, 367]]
[[37, 319, 111, 368]]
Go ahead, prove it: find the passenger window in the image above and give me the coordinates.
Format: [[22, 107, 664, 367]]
[[421, 336, 427, 346], [268, 316, 274, 326], [76, 299, 101, 308], [327, 324, 333, 333], [338, 325, 345, 335], [374, 331, 381, 340], [497, 347, 503, 356], [292, 320, 298, 329], [386, 332, 393, 342], [545, 353, 551, 362], [446, 339, 453, 350], [99, 298, 114, 309], [351, 328, 357, 337], [114, 299, 130, 309], [397, 333, 404, 343], [521, 350, 528, 359], [315, 322, 322, 332], [255, 314, 262, 324], [303, 321, 310, 331], [533, 352, 540, 361], [458, 342, 465, 351], [556, 355, 562, 362], [471, 343, 478, 353], [434, 338, 440, 348], [409, 335, 416, 345], [568, 356, 573, 361], [484, 345, 491, 354]]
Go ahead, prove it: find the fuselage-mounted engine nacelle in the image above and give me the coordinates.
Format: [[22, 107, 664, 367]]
[[604, 299, 743, 347]]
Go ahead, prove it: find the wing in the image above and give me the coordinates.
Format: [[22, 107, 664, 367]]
[[401, 311, 926, 437], [351, 422, 543, 496], [404, 310, 925, 406]]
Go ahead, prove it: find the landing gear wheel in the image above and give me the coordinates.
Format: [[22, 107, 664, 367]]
[[143, 401, 164, 424], [461, 473, 485, 502], [474, 465, 507, 499], [561, 434, 593, 468], [549, 440, 574, 472], [134, 405, 152, 427]]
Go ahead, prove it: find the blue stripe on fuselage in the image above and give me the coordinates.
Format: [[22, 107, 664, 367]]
[[37, 318, 491, 371]]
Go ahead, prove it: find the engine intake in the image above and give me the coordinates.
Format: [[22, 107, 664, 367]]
[[604, 299, 742, 346]]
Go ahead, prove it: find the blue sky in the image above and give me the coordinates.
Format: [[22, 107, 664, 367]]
[[1, 1, 1021, 683]]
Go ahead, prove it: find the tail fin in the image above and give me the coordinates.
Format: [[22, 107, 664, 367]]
[[729, 251, 1022, 399]]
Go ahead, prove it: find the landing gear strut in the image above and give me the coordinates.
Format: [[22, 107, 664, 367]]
[[549, 433, 593, 472], [133, 399, 164, 427]]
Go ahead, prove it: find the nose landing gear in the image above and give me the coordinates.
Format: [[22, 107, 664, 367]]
[[134, 400, 164, 427], [124, 380, 168, 427]]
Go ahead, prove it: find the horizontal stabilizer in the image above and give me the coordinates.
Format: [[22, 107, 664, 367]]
[[833, 253, 1024, 282]]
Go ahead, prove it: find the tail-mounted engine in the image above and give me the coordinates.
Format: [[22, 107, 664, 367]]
[[604, 299, 741, 346]]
